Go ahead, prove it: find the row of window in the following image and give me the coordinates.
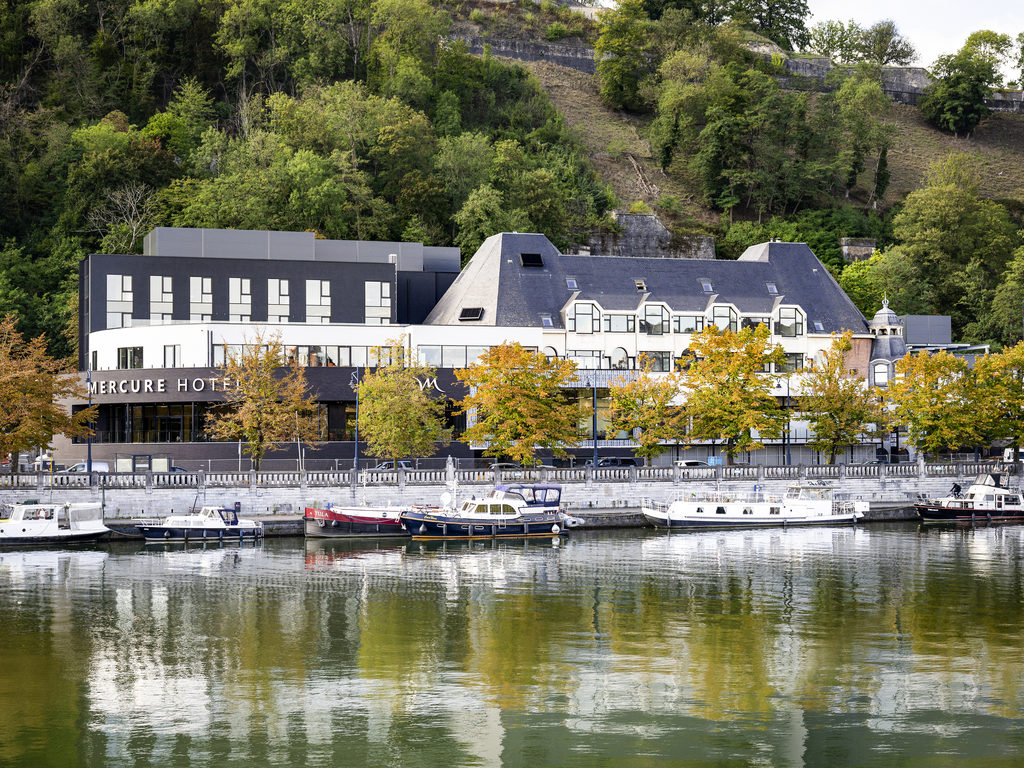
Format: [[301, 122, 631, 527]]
[[565, 349, 805, 373], [104, 275, 392, 327], [566, 304, 810, 337]]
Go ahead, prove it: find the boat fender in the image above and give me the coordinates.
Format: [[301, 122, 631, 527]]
[[164, 530, 170, 539], [418, 524, 426, 535], [317, 518, 326, 528], [551, 524, 560, 534]]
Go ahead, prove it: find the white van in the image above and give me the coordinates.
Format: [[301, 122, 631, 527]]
[[62, 461, 110, 474]]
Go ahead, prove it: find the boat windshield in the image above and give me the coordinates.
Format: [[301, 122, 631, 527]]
[[0, 505, 10, 521]]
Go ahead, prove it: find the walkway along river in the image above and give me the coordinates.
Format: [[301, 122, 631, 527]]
[[0, 460, 1011, 526]]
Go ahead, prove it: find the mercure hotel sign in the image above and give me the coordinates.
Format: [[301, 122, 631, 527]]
[[88, 376, 236, 396]]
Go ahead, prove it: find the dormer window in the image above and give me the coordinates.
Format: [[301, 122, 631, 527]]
[[459, 307, 483, 321], [540, 314, 554, 327], [766, 282, 778, 295], [566, 277, 579, 290], [520, 253, 544, 268], [635, 279, 647, 291], [568, 303, 599, 333], [700, 279, 713, 293], [813, 321, 824, 332]]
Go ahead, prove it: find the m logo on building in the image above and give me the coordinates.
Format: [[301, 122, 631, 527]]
[[416, 377, 444, 393]]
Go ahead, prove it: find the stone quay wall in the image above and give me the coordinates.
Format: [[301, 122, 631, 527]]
[[1, 461, 1006, 520]]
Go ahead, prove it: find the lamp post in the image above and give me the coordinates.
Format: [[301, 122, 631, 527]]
[[784, 376, 791, 466], [86, 367, 93, 474], [350, 368, 360, 472], [592, 371, 598, 468]]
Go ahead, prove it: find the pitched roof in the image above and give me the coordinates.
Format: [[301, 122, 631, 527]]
[[425, 233, 868, 333]]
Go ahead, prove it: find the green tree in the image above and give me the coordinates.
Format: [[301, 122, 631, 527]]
[[857, 20, 917, 65], [799, 332, 888, 463], [920, 32, 1010, 136], [356, 337, 451, 464], [988, 245, 1024, 346], [455, 342, 582, 466], [679, 324, 787, 463], [452, 184, 531, 261], [205, 333, 321, 470], [888, 351, 981, 455], [975, 344, 1024, 462], [742, 0, 810, 51], [594, 0, 655, 111], [807, 19, 863, 63], [0, 314, 96, 468], [607, 364, 685, 462]]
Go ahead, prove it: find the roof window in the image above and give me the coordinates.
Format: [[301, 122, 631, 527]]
[[700, 279, 713, 293], [520, 253, 544, 268], [459, 307, 484, 322], [540, 314, 554, 327], [566, 277, 579, 290], [813, 321, 824, 332], [634, 279, 647, 291], [766, 282, 778, 295]]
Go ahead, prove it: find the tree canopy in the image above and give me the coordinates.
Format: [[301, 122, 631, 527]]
[[455, 342, 582, 465], [607, 364, 685, 462]]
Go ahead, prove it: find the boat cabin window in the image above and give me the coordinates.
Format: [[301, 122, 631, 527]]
[[501, 505, 516, 516], [474, 504, 489, 515], [24, 506, 53, 520], [742, 507, 752, 515], [770, 507, 780, 515], [1006, 495, 1021, 505], [984, 495, 995, 504], [0, 507, 10, 521], [716, 506, 726, 515]]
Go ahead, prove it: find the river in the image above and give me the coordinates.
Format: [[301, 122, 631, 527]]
[[2, 525, 1024, 767]]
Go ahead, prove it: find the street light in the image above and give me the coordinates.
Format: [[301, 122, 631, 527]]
[[350, 368, 360, 472], [86, 367, 93, 474]]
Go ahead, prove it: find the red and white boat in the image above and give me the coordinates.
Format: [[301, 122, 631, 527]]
[[304, 503, 430, 538]]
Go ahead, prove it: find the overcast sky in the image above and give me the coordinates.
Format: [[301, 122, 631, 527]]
[[806, 0, 1021, 70]]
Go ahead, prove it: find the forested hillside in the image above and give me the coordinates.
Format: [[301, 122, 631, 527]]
[[2, 0, 1024, 355]]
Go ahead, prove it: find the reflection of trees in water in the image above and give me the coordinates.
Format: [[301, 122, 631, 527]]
[[5, 530, 1024, 764]]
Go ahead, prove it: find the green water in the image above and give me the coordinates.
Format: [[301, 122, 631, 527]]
[[2, 526, 1024, 767]]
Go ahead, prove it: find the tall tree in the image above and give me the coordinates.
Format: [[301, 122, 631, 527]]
[[742, 0, 810, 51], [974, 344, 1024, 462], [455, 342, 582, 466], [607, 364, 685, 462], [920, 31, 1010, 137], [205, 333, 320, 470], [679, 324, 787, 463], [858, 20, 917, 65], [0, 315, 96, 468], [356, 337, 451, 465], [594, 0, 656, 112], [807, 19, 863, 63], [887, 351, 981, 455], [799, 332, 888, 464]]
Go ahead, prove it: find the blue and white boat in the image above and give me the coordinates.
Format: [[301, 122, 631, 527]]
[[137, 504, 263, 542], [400, 483, 580, 539]]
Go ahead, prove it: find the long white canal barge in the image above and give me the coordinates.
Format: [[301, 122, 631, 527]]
[[0, 501, 109, 544]]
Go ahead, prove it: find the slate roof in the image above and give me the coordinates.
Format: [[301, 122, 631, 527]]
[[425, 233, 869, 333]]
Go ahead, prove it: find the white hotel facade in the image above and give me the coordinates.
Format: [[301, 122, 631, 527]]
[[69, 228, 905, 468]]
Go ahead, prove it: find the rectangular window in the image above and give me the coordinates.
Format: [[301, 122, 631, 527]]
[[305, 279, 332, 324], [604, 315, 636, 333], [268, 278, 290, 322], [568, 350, 602, 369], [164, 344, 180, 368], [91, 350, 98, 371], [741, 317, 770, 330], [777, 353, 805, 373], [700, 279, 713, 293], [566, 278, 579, 290], [775, 308, 804, 337], [229, 277, 252, 323], [641, 305, 669, 335], [520, 253, 544, 268], [363, 281, 390, 325], [673, 316, 704, 334], [106, 274, 133, 328], [418, 346, 442, 367], [766, 282, 778, 295], [711, 306, 737, 333], [459, 307, 483, 321], [569, 303, 599, 334], [189, 276, 213, 322], [441, 346, 468, 369], [638, 351, 672, 372], [540, 314, 554, 327], [117, 346, 143, 370]]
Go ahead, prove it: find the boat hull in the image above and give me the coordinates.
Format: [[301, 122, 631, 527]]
[[304, 507, 407, 538], [642, 509, 862, 530], [401, 511, 567, 539], [915, 505, 1024, 524], [138, 525, 263, 542], [0, 529, 110, 545]]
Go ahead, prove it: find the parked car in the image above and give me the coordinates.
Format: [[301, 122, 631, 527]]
[[367, 460, 414, 472], [675, 460, 710, 468], [60, 461, 110, 474], [586, 457, 643, 468]]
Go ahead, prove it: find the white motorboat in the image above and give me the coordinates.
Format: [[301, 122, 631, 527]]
[[137, 504, 264, 542], [642, 481, 866, 530], [0, 501, 109, 544]]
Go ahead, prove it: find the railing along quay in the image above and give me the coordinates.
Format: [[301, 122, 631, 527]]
[[0, 460, 1014, 491]]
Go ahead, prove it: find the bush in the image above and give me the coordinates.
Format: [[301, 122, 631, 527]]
[[546, 22, 570, 41], [469, 8, 485, 24]]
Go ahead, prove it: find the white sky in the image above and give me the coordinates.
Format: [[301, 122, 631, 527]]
[[806, 1, 1021, 70]]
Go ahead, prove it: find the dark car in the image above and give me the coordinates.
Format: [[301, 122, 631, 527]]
[[368, 460, 414, 471]]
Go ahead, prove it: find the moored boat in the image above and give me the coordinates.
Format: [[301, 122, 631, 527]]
[[401, 483, 581, 539], [137, 504, 263, 542], [915, 473, 1024, 523], [641, 481, 865, 530], [303, 504, 414, 538], [0, 501, 109, 545]]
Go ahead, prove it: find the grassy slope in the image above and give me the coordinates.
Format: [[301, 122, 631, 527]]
[[522, 59, 1024, 232]]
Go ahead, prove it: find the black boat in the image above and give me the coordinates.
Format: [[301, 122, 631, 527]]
[[915, 473, 1024, 523], [400, 483, 581, 539]]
